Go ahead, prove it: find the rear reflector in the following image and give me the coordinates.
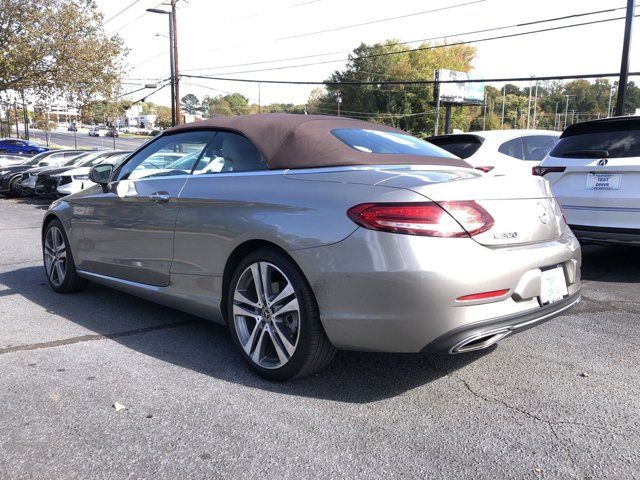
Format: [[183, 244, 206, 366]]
[[532, 166, 566, 176], [457, 289, 510, 301], [475, 166, 495, 173], [347, 201, 494, 238]]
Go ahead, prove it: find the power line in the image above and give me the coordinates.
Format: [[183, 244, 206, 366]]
[[182, 13, 639, 78], [182, 71, 640, 86], [104, 0, 142, 24], [276, 0, 487, 41]]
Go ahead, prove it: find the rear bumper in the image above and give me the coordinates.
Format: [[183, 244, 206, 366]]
[[422, 291, 580, 354], [291, 227, 581, 353], [570, 225, 640, 246]]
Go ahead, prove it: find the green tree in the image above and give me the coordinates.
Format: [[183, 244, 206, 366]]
[[0, 0, 126, 104], [181, 94, 200, 115]]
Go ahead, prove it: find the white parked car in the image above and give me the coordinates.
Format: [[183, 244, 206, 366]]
[[535, 116, 640, 246], [88, 126, 107, 137], [428, 130, 560, 175], [56, 151, 131, 196]]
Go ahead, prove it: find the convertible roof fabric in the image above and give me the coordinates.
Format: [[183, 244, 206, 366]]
[[167, 113, 470, 170]]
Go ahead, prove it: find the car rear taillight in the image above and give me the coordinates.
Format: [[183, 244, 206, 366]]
[[347, 201, 494, 238], [532, 166, 566, 176], [457, 289, 510, 301], [475, 166, 494, 173]]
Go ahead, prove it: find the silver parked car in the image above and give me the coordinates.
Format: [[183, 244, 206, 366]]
[[42, 114, 581, 380]]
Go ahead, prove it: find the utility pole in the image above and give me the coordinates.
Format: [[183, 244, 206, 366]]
[[526, 77, 533, 129], [501, 85, 505, 129], [532, 81, 539, 128], [607, 83, 615, 117], [171, 0, 181, 124], [563, 95, 574, 129], [482, 91, 487, 130], [21, 91, 29, 140], [13, 101, 19, 138], [554, 101, 559, 131], [434, 70, 441, 135], [615, 0, 635, 116]]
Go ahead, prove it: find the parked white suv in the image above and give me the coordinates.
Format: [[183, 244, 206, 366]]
[[535, 116, 640, 246], [428, 130, 560, 175]]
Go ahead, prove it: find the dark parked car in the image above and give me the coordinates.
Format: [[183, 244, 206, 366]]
[[67, 124, 78, 132], [0, 150, 85, 196], [0, 139, 48, 156], [105, 128, 119, 138], [35, 150, 130, 198]]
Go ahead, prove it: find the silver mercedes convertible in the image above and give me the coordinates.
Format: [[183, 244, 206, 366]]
[[42, 114, 581, 380]]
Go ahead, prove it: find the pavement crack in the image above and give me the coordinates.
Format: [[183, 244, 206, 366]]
[[0, 319, 204, 355], [452, 373, 625, 437]]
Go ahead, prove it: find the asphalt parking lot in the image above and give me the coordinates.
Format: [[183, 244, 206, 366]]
[[0, 196, 638, 479]]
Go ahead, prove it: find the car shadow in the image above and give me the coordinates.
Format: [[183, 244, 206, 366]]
[[0, 195, 52, 210], [581, 244, 640, 283], [0, 265, 487, 403]]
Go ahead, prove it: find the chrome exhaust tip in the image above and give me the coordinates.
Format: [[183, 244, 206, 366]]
[[450, 329, 511, 354]]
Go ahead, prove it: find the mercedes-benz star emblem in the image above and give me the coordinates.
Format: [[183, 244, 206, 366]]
[[537, 202, 549, 224]]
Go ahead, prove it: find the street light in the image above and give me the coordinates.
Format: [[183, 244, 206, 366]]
[[147, 7, 176, 126]]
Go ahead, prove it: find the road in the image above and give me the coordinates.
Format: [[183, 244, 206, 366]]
[[28, 129, 148, 151], [0, 197, 638, 478]]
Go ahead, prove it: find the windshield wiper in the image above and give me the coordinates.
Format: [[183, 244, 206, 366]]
[[557, 149, 609, 158]]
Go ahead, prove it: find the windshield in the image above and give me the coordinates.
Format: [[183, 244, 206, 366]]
[[332, 128, 456, 158], [63, 153, 90, 166], [21, 156, 42, 166], [551, 129, 640, 159]]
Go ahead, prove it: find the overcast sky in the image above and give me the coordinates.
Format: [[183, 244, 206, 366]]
[[98, 0, 639, 107]]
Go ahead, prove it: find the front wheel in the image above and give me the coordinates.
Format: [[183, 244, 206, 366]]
[[227, 248, 336, 381], [43, 219, 88, 293], [0, 149, 6, 154]]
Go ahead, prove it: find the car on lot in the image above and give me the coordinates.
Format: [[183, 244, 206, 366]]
[[56, 151, 132, 197], [88, 126, 107, 137], [427, 130, 560, 175], [105, 127, 119, 138], [0, 151, 87, 196], [32, 151, 126, 197], [535, 116, 640, 246], [67, 124, 78, 132], [0, 138, 48, 156], [42, 114, 581, 380], [0, 154, 28, 167], [37, 149, 88, 167]]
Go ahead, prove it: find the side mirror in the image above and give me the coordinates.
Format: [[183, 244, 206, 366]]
[[89, 164, 114, 191]]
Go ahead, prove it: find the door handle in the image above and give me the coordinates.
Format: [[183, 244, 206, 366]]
[[149, 191, 170, 204]]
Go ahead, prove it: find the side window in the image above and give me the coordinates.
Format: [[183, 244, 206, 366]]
[[521, 135, 558, 161], [118, 130, 216, 181], [193, 131, 267, 175], [498, 137, 524, 160]]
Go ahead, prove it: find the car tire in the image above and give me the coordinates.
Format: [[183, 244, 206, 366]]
[[8, 176, 21, 195], [29, 150, 37, 155], [0, 149, 6, 154], [42, 219, 88, 294], [227, 248, 336, 381]]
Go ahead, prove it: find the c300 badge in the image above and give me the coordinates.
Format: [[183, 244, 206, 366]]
[[493, 232, 518, 240]]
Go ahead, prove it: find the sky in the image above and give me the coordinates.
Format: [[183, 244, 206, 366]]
[[97, 0, 639, 107]]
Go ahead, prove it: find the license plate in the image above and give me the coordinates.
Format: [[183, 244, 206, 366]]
[[586, 173, 621, 190], [540, 267, 568, 305]]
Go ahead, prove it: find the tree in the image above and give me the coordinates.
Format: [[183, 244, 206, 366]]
[[155, 106, 172, 128], [0, 0, 126, 104], [181, 94, 200, 115], [202, 93, 251, 117]]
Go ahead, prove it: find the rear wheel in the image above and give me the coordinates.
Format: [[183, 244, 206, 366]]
[[43, 219, 88, 293], [0, 149, 6, 154], [29, 150, 37, 155], [227, 248, 336, 381]]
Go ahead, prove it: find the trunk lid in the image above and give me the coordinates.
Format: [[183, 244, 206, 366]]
[[379, 171, 563, 246], [285, 166, 564, 246]]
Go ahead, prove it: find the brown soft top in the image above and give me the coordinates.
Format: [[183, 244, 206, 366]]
[[167, 113, 470, 170]]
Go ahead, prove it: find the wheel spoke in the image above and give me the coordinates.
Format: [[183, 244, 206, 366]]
[[250, 263, 264, 307], [55, 260, 65, 283], [234, 290, 259, 309], [267, 280, 294, 308], [233, 303, 261, 320], [243, 320, 264, 356], [274, 297, 299, 317], [272, 321, 297, 357], [267, 326, 288, 364], [259, 262, 271, 303], [251, 326, 268, 364]]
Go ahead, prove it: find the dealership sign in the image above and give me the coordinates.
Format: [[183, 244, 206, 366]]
[[437, 69, 485, 105]]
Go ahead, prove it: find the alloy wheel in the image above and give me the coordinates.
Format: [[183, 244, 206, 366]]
[[233, 261, 300, 369], [44, 225, 67, 287]]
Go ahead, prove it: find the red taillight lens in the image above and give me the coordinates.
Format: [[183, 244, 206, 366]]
[[475, 166, 494, 173], [347, 201, 494, 238], [532, 166, 566, 176], [457, 289, 510, 302]]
